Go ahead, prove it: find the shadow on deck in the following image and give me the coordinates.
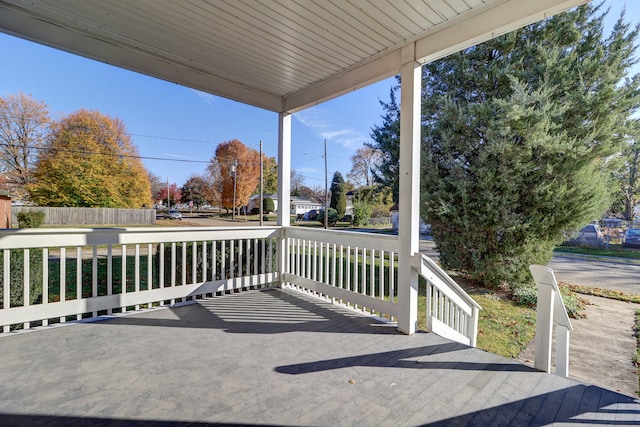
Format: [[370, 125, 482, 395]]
[[0, 288, 638, 426]]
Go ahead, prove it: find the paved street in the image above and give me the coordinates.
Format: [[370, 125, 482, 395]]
[[419, 239, 640, 294], [549, 255, 640, 294]]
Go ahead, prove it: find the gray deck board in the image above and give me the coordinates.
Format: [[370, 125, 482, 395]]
[[0, 288, 639, 426]]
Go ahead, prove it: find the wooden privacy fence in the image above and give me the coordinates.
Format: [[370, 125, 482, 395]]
[[12, 207, 156, 226]]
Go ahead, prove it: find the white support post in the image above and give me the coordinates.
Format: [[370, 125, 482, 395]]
[[530, 264, 573, 377], [277, 112, 292, 288], [556, 325, 571, 377], [397, 43, 422, 335], [534, 284, 554, 373]]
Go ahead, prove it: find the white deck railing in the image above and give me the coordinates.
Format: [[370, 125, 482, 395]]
[[1, 226, 479, 344], [281, 228, 400, 321], [413, 253, 481, 347], [0, 226, 279, 332]]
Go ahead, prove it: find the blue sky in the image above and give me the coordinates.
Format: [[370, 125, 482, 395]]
[[0, 32, 394, 189], [0, 0, 637, 190]]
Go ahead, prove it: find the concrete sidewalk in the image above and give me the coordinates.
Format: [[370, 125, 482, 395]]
[[519, 294, 640, 396]]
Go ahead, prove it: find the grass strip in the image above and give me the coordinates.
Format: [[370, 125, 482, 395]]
[[554, 246, 640, 259]]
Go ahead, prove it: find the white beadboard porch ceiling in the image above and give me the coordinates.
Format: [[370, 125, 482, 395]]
[[0, 0, 587, 113]]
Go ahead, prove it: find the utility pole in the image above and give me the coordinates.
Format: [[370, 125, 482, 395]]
[[231, 159, 238, 220], [259, 139, 263, 226], [166, 177, 170, 209], [324, 139, 328, 229]]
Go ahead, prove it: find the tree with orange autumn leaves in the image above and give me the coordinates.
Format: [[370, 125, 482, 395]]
[[210, 139, 261, 212], [28, 109, 151, 207]]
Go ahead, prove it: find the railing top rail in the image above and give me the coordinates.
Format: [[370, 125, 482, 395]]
[[413, 253, 482, 311], [284, 227, 400, 252], [0, 226, 282, 249]]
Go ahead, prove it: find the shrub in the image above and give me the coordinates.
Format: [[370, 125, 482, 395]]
[[512, 285, 537, 307], [352, 203, 372, 226], [263, 197, 275, 214], [317, 208, 339, 227], [17, 210, 45, 228], [511, 283, 586, 319], [0, 249, 44, 309]]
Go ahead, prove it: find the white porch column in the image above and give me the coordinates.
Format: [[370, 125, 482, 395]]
[[397, 44, 422, 335], [277, 112, 292, 288]]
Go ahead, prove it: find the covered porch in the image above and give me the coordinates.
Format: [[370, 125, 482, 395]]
[[1, 0, 639, 424]]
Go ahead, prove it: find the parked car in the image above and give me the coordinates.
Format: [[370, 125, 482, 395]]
[[163, 209, 182, 220], [307, 209, 318, 220], [576, 224, 602, 244], [622, 228, 640, 248]]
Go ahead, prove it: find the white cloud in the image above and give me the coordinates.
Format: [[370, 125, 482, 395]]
[[190, 88, 217, 106], [294, 108, 367, 150], [296, 167, 320, 174], [161, 152, 192, 159]]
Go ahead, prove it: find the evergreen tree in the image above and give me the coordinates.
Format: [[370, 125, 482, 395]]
[[330, 171, 346, 218], [368, 88, 401, 202], [369, 4, 640, 286], [613, 119, 640, 220]]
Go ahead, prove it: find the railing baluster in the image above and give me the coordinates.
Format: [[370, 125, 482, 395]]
[[353, 247, 359, 308], [107, 245, 113, 313], [147, 243, 153, 307], [254, 238, 259, 277], [170, 242, 176, 305], [24, 248, 30, 329], [378, 250, 384, 314], [122, 244, 127, 312], [202, 241, 208, 284], [346, 245, 351, 294], [181, 241, 187, 286], [3, 249, 8, 332], [390, 251, 395, 305], [237, 238, 243, 285], [246, 239, 251, 278], [192, 242, 197, 287], [370, 248, 375, 303], [43, 248, 49, 325], [212, 240, 217, 282], [60, 247, 66, 323], [221, 240, 227, 284], [134, 244, 140, 310], [324, 242, 329, 286], [76, 247, 82, 319], [92, 246, 98, 316]]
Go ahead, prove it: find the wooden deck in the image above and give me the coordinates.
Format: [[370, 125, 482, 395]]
[[0, 288, 638, 426]]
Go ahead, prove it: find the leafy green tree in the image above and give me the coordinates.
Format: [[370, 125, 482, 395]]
[[330, 171, 346, 218], [370, 4, 640, 286], [28, 109, 151, 208], [181, 175, 209, 209], [262, 156, 278, 194]]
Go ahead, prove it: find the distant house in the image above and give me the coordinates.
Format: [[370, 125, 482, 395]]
[[247, 194, 278, 213], [290, 197, 323, 215]]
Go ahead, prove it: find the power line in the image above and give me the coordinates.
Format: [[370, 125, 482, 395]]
[[0, 142, 212, 164]]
